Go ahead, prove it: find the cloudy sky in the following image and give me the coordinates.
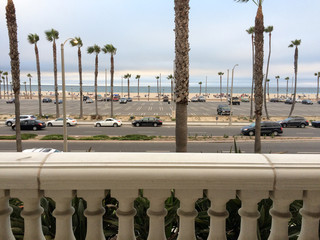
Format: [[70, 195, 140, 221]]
[[0, 0, 319, 87]]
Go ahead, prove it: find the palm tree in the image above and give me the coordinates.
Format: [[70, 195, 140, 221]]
[[6, 0, 22, 151], [263, 26, 273, 120], [288, 40, 301, 117], [23, 81, 27, 98], [266, 79, 270, 100], [237, 0, 264, 153], [175, 0, 190, 152], [167, 74, 174, 101], [218, 72, 224, 101], [275, 75, 280, 100], [135, 75, 141, 101], [0, 70, 2, 99], [246, 26, 255, 120], [70, 37, 84, 118], [284, 77, 290, 98], [198, 81, 202, 95], [45, 28, 60, 117], [27, 73, 32, 99], [1, 77, 5, 98], [102, 44, 117, 117], [155, 75, 160, 101], [28, 33, 42, 116], [315, 72, 320, 101], [87, 44, 101, 118], [124, 73, 131, 98], [3, 72, 9, 99]]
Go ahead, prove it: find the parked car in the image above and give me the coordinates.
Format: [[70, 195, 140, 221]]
[[198, 96, 206, 102], [83, 96, 90, 101], [119, 98, 128, 104], [54, 99, 63, 104], [47, 118, 77, 127], [278, 116, 309, 128], [127, 97, 133, 102], [217, 104, 231, 115], [302, 99, 313, 105], [23, 148, 61, 153], [42, 98, 52, 103], [191, 97, 198, 102], [241, 121, 283, 136], [163, 96, 169, 102], [228, 97, 240, 105], [12, 119, 46, 131], [295, 98, 302, 103], [284, 99, 293, 104], [270, 98, 279, 102], [85, 98, 94, 103], [241, 98, 250, 102], [5, 115, 37, 126], [132, 117, 163, 127], [311, 121, 320, 128], [95, 118, 122, 127], [6, 98, 15, 104], [113, 94, 120, 101]]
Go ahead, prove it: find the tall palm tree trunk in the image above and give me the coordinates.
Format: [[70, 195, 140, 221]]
[[29, 77, 32, 99], [263, 32, 271, 119], [6, 0, 22, 151], [289, 47, 298, 117], [6, 76, 9, 99], [35, 44, 42, 116], [78, 47, 83, 118], [138, 78, 140, 101], [127, 78, 130, 98], [94, 54, 99, 117], [317, 74, 319, 101], [220, 76, 222, 101], [250, 33, 255, 119], [254, 5, 264, 153], [110, 54, 114, 117], [175, 0, 190, 152], [53, 40, 59, 117]]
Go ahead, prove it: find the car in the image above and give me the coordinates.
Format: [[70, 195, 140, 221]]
[[163, 96, 169, 102], [270, 98, 279, 102], [113, 94, 120, 101], [302, 99, 313, 105], [119, 98, 128, 104], [228, 97, 240, 105], [54, 99, 63, 104], [132, 117, 163, 127], [127, 97, 133, 102], [95, 118, 122, 127], [217, 104, 231, 115], [83, 96, 90, 101], [241, 98, 250, 102], [198, 96, 206, 102], [318, 100, 320, 104], [6, 98, 15, 104], [311, 121, 320, 128], [12, 119, 46, 131], [241, 121, 283, 136], [42, 98, 52, 103], [191, 97, 198, 102], [23, 148, 61, 153], [295, 98, 302, 103], [5, 115, 37, 126], [47, 118, 77, 127], [284, 99, 293, 104], [278, 116, 309, 128], [85, 98, 94, 103]]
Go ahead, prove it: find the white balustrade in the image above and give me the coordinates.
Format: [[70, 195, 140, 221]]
[[0, 153, 320, 239]]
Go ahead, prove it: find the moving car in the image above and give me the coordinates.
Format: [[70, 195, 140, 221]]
[[132, 117, 163, 127], [47, 118, 77, 127], [241, 121, 283, 136], [95, 118, 122, 127], [23, 148, 61, 153], [85, 98, 94, 103], [119, 98, 128, 104], [12, 119, 46, 131], [6, 98, 15, 104], [228, 97, 240, 105], [311, 121, 320, 128], [302, 99, 313, 105], [54, 99, 63, 104], [5, 115, 37, 126], [42, 98, 52, 103], [217, 104, 231, 115], [278, 116, 309, 128]]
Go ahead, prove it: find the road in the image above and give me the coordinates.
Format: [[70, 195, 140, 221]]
[[1, 140, 319, 154], [1, 125, 320, 138]]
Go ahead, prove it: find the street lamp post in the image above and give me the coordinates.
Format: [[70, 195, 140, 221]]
[[61, 38, 77, 152], [229, 64, 239, 126]]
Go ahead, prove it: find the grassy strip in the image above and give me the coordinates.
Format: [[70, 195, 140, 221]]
[[41, 134, 76, 140], [0, 134, 37, 140], [79, 135, 110, 140], [79, 134, 156, 141]]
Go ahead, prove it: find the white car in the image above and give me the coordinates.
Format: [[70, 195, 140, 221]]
[[5, 115, 37, 126], [86, 98, 94, 103], [47, 118, 78, 127], [95, 118, 122, 127], [23, 148, 61, 153]]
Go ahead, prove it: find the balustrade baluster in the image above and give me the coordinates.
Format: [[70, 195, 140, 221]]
[[268, 190, 302, 240], [0, 190, 15, 240], [144, 189, 171, 240], [46, 190, 76, 240], [298, 190, 320, 240], [11, 189, 45, 240], [207, 190, 235, 240], [112, 189, 138, 240], [237, 190, 269, 240], [78, 190, 106, 240], [176, 189, 203, 240]]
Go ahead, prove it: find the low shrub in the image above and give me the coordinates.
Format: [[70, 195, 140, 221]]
[[0, 134, 37, 140], [111, 134, 155, 141], [79, 135, 110, 140], [41, 134, 76, 140]]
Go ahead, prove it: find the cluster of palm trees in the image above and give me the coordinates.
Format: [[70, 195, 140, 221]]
[[0, 71, 10, 99]]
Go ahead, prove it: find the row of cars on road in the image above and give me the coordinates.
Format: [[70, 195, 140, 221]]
[[271, 98, 320, 105]]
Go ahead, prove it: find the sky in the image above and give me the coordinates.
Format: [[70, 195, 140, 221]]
[[0, 0, 319, 88]]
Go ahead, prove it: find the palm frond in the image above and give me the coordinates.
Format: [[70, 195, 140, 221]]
[[246, 26, 255, 34], [135, 75, 141, 79], [87, 44, 101, 54], [27, 73, 32, 78], [27, 33, 39, 44], [218, 72, 224, 76], [102, 44, 117, 55], [70, 37, 83, 47], [264, 26, 274, 33], [291, 39, 301, 46]]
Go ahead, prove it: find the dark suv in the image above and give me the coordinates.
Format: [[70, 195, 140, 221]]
[[217, 104, 231, 115], [278, 117, 309, 128], [241, 121, 283, 136]]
